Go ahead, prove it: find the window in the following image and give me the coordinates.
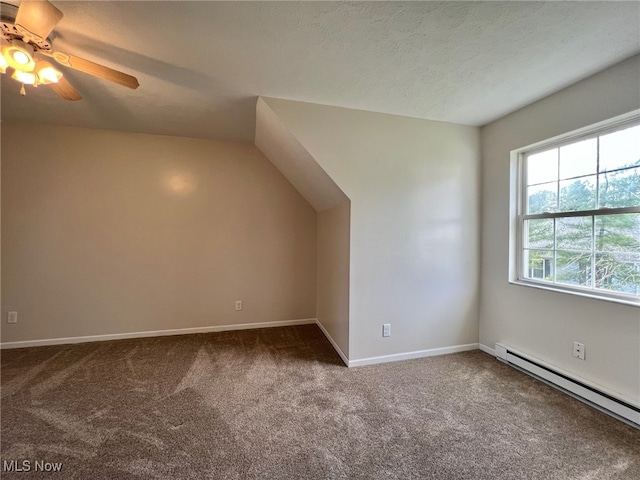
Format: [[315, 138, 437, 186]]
[[512, 115, 640, 305]]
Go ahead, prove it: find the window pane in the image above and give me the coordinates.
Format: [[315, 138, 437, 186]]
[[527, 149, 558, 185], [523, 249, 553, 281], [599, 124, 640, 172], [595, 252, 640, 294], [527, 182, 557, 214], [559, 138, 597, 179], [595, 214, 640, 253], [556, 216, 592, 251], [559, 176, 596, 212], [598, 167, 640, 208], [556, 251, 592, 287], [519, 121, 640, 300], [525, 219, 554, 249]]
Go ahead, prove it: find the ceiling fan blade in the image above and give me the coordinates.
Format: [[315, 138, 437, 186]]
[[46, 50, 140, 89], [15, 0, 63, 42], [50, 76, 82, 101]]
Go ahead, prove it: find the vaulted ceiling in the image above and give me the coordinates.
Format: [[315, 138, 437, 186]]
[[2, 1, 639, 143]]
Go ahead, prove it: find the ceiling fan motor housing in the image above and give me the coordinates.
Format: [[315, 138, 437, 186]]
[[0, 2, 54, 51]]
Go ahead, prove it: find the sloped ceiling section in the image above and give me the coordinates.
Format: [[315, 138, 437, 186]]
[[255, 97, 349, 212]]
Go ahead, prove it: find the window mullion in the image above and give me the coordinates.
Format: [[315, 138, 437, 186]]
[[591, 215, 596, 290], [523, 205, 640, 221], [556, 147, 560, 212], [553, 217, 557, 284], [595, 136, 600, 209], [518, 214, 523, 280]]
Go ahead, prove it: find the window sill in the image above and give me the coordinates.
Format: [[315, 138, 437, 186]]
[[509, 280, 640, 308]]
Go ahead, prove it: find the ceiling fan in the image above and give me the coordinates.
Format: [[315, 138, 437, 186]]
[[0, 0, 139, 100]]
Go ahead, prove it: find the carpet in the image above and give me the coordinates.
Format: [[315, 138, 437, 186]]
[[1, 324, 638, 479]]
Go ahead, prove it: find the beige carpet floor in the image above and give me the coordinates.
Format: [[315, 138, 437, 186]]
[[1, 324, 638, 479]]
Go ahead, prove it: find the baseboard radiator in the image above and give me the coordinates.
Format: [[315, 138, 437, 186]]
[[495, 343, 640, 428]]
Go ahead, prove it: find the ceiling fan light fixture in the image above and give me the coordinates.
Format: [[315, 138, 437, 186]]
[[3, 40, 36, 72], [11, 69, 36, 85], [13, 51, 30, 65], [35, 60, 62, 84], [1, 0, 138, 100]]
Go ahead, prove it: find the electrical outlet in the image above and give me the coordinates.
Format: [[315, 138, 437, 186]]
[[7, 311, 18, 324], [382, 323, 391, 337], [573, 342, 585, 360], [235, 300, 243, 311]]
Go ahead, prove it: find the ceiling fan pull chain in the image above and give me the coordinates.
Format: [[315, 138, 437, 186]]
[[19, 83, 26, 96]]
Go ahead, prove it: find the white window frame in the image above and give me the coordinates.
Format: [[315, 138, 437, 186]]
[[509, 110, 640, 307]]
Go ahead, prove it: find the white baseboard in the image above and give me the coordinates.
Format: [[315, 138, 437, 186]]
[[314, 320, 349, 367], [1, 319, 484, 373], [0, 318, 317, 349], [348, 343, 480, 368], [478, 343, 495, 356]]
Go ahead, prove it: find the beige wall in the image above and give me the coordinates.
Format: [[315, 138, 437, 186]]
[[1, 123, 317, 344], [480, 54, 640, 403], [262, 98, 481, 361], [316, 202, 350, 357]]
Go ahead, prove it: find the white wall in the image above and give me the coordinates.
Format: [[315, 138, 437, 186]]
[[262, 98, 481, 361], [255, 98, 349, 211], [317, 202, 350, 357], [1, 123, 317, 344], [480, 54, 640, 404]]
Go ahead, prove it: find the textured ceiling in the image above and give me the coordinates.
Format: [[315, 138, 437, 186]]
[[1, 1, 639, 143]]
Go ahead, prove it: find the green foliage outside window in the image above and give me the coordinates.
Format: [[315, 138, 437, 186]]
[[526, 160, 640, 295]]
